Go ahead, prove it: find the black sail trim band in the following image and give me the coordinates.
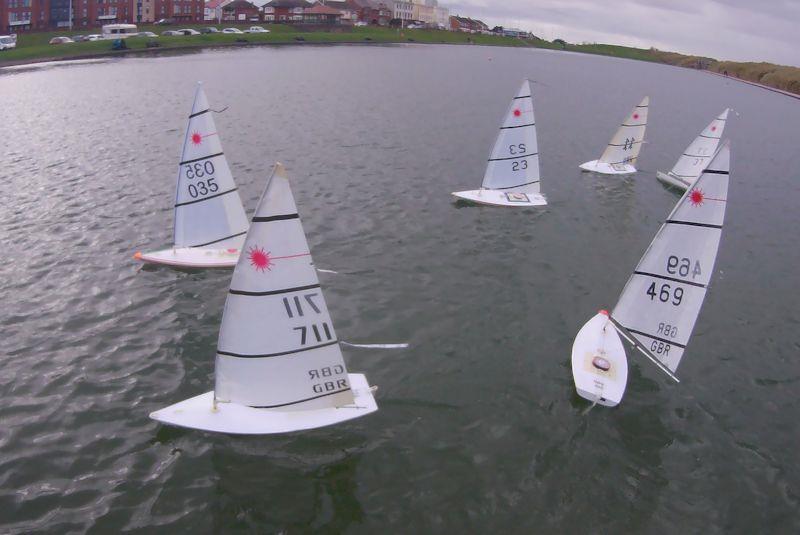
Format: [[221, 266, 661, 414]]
[[217, 339, 339, 359], [633, 270, 707, 288], [636, 104, 649, 108], [252, 214, 299, 223], [666, 220, 722, 229], [250, 387, 352, 409], [180, 151, 224, 166], [494, 180, 540, 190], [625, 327, 687, 349], [500, 122, 535, 130], [609, 141, 643, 147], [189, 230, 247, 248], [703, 169, 729, 175], [697, 134, 721, 140], [620, 123, 646, 127], [682, 153, 711, 158], [188, 108, 210, 118], [488, 152, 539, 162], [513, 95, 532, 100], [229, 283, 320, 297], [175, 187, 238, 207]]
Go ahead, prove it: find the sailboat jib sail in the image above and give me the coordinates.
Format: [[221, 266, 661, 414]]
[[214, 163, 355, 411], [611, 142, 730, 374], [150, 163, 377, 434], [580, 96, 649, 175], [134, 83, 249, 268], [452, 79, 547, 207], [657, 108, 729, 191]]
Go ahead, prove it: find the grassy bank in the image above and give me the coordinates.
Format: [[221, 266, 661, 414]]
[[1, 23, 798, 98]]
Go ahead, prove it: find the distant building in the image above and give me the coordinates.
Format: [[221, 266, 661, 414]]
[[317, 0, 359, 24], [206, 0, 234, 21], [350, 0, 391, 26], [392, 0, 412, 24], [262, 0, 311, 22], [301, 2, 342, 23], [222, 0, 260, 21]]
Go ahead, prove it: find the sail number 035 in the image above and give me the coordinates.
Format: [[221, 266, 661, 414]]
[[184, 161, 218, 199]]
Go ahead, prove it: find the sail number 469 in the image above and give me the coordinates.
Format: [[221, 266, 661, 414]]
[[667, 255, 701, 279], [646, 282, 683, 306]]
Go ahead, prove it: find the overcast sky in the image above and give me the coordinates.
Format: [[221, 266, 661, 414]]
[[443, 0, 800, 66]]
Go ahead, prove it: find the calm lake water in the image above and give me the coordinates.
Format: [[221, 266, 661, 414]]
[[1, 44, 799, 533]]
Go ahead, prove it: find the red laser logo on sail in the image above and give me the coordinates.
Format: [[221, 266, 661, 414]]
[[513, 108, 521, 117], [633, 113, 640, 120], [248, 246, 272, 272], [191, 132, 203, 145], [689, 188, 705, 206], [711, 126, 717, 132]]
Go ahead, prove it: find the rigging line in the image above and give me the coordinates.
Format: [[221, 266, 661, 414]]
[[211, 106, 229, 113]]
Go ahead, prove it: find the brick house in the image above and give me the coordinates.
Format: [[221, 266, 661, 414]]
[[222, 0, 259, 21], [262, 0, 311, 22], [316, 0, 358, 24], [301, 2, 341, 24], [351, 0, 390, 25]]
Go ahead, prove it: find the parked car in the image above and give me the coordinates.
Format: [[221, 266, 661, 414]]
[[0, 34, 16, 50], [137, 31, 158, 38], [222, 28, 244, 34], [200, 27, 219, 34], [85, 34, 102, 41], [154, 18, 174, 25], [161, 30, 181, 36], [71, 34, 87, 42], [49, 36, 74, 44], [245, 26, 269, 33], [177, 29, 201, 36], [354, 21, 368, 27], [407, 23, 425, 29]]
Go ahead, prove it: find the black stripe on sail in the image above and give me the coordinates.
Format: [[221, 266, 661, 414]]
[[704, 169, 729, 175], [250, 387, 352, 409], [175, 187, 238, 207], [500, 122, 535, 130], [180, 151, 224, 166], [633, 270, 707, 288], [636, 104, 649, 108], [252, 214, 299, 223], [488, 152, 539, 162], [666, 220, 722, 229], [189, 230, 247, 248], [217, 339, 338, 359], [626, 327, 687, 349], [609, 141, 643, 147], [620, 123, 646, 127], [682, 153, 711, 158], [230, 283, 320, 297], [697, 134, 721, 140], [189, 108, 210, 118], [513, 95, 532, 100], [494, 180, 540, 190]]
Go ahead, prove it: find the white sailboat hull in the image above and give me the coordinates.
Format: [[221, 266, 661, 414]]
[[135, 247, 240, 268], [571, 312, 628, 407], [579, 160, 637, 175], [451, 189, 547, 207], [655, 170, 691, 191], [150, 373, 378, 434]]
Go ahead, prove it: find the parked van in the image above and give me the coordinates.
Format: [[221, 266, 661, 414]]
[[101, 24, 139, 39]]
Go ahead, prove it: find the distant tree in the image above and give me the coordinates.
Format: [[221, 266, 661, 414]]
[[553, 38, 567, 49], [492, 25, 503, 34]]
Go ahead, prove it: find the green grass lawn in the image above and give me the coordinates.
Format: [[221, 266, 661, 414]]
[[0, 24, 550, 64]]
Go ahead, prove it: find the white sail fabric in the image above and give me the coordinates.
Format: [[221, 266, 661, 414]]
[[598, 96, 649, 167], [612, 142, 730, 373], [481, 79, 541, 194], [214, 164, 356, 410], [668, 109, 729, 184], [173, 84, 248, 249]]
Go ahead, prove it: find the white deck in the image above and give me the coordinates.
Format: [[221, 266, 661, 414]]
[[571, 312, 628, 407], [451, 189, 547, 207], [579, 160, 637, 175], [656, 170, 691, 191], [134, 247, 240, 269], [149, 373, 378, 434]]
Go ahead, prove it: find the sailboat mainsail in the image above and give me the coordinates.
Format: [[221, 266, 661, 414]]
[[150, 163, 377, 434], [134, 83, 249, 268], [452, 79, 547, 207], [579, 96, 649, 175], [657, 109, 729, 191], [572, 142, 731, 406]]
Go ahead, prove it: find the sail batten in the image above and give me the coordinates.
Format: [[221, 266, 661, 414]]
[[172, 84, 248, 250], [611, 142, 730, 373]]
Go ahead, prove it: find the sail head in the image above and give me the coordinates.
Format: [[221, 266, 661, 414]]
[[173, 84, 249, 249], [612, 142, 730, 373], [481, 79, 541, 194], [669, 108, 729, 184], [599, 96, 649, 167], [214, 164, 356, 410]]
